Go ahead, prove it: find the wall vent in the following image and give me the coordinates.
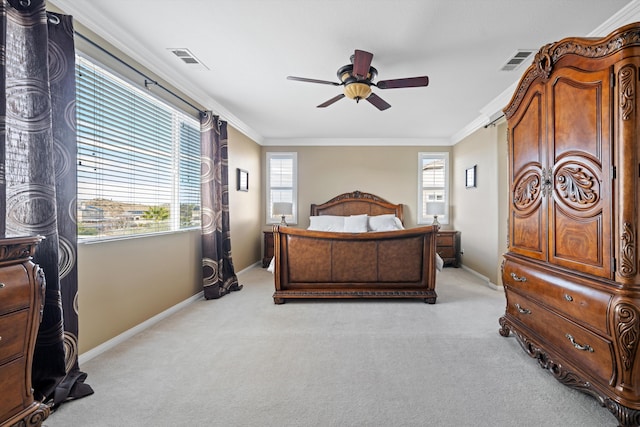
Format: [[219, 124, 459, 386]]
[[500, 49, 535, 71], [167, 48, 209, 70]]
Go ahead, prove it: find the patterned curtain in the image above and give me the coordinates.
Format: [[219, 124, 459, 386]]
[[200, 112, 242, 299], [0, 0, 93, 406]]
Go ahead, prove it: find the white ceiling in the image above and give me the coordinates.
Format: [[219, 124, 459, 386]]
[[50, 0, 638, 146]]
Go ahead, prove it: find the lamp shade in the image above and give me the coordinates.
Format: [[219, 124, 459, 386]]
[[344, 82, 372, 100], [273, 202, 293, 216], [426, 202, 445, 216]]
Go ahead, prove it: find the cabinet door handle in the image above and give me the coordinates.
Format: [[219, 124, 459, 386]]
[[564, 294, 573, 302], [565, 334, 594, 352], [510, 272, 527, 282], [0, 282, 5, 289], [515, 303, 531, 315]]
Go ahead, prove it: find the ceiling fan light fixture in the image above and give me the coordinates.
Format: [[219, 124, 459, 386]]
[[288, 49, 427, 110], [344, 82, 371, 101]]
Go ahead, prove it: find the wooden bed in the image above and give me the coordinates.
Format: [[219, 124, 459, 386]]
[[272, 191, 438, 304]]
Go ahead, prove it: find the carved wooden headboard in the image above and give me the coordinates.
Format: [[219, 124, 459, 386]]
[[310, 191, 404, 224]]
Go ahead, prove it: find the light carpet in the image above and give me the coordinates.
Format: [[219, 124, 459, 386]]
[[45, 266, 617, 426]]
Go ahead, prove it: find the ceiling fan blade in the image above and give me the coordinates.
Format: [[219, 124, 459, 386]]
[[366, 93, 391, 111], [352, 50, 373, 80], [317, 94, 345, 108], [376, 76, 429, 89], [287, 76, 341, 86]]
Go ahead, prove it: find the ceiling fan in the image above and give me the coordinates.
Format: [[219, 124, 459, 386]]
[[287, 49, 429, 111]]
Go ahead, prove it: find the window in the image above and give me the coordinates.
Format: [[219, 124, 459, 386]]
[[76, 55, 201, 241], [266, 152, 297, 224], [418, 152, 449, 224]]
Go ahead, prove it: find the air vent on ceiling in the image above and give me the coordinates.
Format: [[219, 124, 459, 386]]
[[167, 48, 209, 70], [500, 49, 535, 71]]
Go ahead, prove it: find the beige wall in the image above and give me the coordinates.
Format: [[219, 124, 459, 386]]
[[78, 126, 262, 354], [78, 230, 202, 353], [58, 8, 266, 355], [261, 145, 452, 229], [228, 127, 262, 270], [496, 120, 509, 285], [452, 123, 506, 285]]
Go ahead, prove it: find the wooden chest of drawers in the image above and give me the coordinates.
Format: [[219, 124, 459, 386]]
[[0, 236, 49, 427], [500, 254, 626, 419], [436, 230, 460, 267]]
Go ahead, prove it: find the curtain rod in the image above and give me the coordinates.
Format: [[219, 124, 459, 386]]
[[484, 113, 505, 128], [74, 31, 205, 116]]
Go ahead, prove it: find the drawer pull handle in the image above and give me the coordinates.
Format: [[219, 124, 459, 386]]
[[515, 304, 531, 315], [565, 334, 594, 352], [0, 282, 4, 289], [564, 294, 573, 302], [510, 272, 527, 282]]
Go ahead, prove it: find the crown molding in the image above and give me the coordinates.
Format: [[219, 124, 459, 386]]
[[588, 0, 640, 36], [49, 0, 264, 144], [450, 114, 494, 145], [454, 0, 640, 145], [262, 138, 452, 147], [51, 0, 640, 147]]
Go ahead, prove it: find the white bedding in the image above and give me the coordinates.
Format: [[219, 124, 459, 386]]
[[307, 214, 404, 233]]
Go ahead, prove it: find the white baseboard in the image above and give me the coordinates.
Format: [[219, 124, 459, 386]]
[[237, 261, 262, 275], [78, 264, 259, 366], [79, 291, 204, 365], [460, 264, 501, 291]]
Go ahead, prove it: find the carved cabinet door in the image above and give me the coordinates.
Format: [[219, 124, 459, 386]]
[[508, 65, 613, 279], [508, 83, 548, 262], [546, 66, 612, 279]]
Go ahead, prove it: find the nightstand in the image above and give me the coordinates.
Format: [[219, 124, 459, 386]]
[[262, 231, 274, 268], [436, 230, 461, 267]]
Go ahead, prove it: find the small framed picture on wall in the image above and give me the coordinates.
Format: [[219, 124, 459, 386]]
[[465, 165, 476, 188], [237, 168, 249, 191]]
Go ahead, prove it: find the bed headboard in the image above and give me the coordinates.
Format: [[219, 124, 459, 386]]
[[310, 191, 404, 224]]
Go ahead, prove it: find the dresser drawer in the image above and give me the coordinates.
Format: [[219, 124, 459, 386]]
[[0, 309, 29, 364], [436, 231, 460, 267], [437, 233, 454, 246], [503, 260, 612, 335], [436, 247, 456, 259], [0, 265, 30, 315], [0, 356, 28, 419], [506, 290, 614, 386]]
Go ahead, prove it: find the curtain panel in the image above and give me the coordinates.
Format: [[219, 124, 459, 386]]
[[200, 112, 242, 299], [0, 0, 92, 406]]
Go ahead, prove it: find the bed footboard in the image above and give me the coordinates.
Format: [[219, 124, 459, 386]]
[[272, 225, 438, 304]]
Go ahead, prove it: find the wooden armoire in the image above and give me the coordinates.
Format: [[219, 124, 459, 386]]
[[499, 22, 640, 427]]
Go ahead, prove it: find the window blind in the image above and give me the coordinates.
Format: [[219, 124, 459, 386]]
[[76, 56, 201, 240], [419, 153, 449, 224], [422, 158, 445, 187], [266, 152, 297, 224]]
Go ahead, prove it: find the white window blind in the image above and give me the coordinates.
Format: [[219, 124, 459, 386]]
[[266, 152, 297, 224], [418, 152, 449, 224], [76, 56, 201, 240]]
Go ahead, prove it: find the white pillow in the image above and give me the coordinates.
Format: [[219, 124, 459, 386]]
[[308, 215, 345, 232], [393, 217, 405, 230], [344, 214, 368, 233], [368, 214, 403, 231]]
